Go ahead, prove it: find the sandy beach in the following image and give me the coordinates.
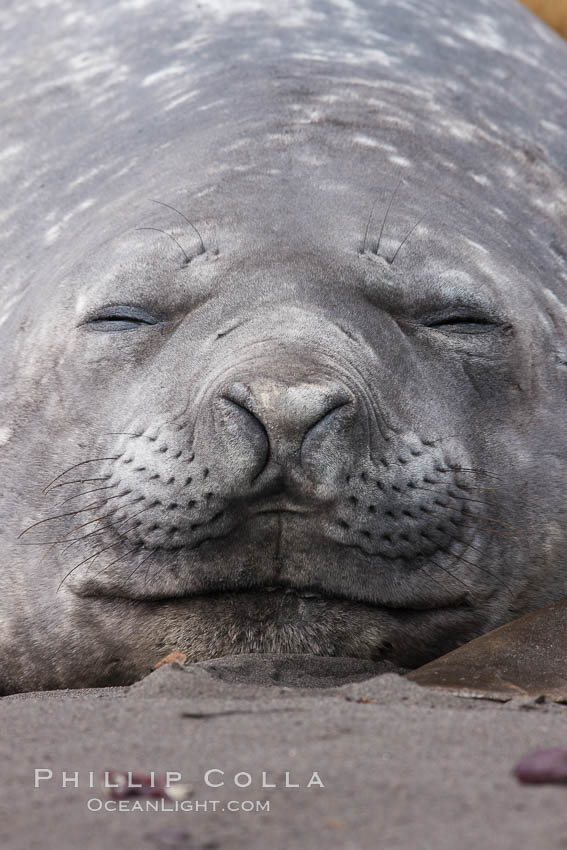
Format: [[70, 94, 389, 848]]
[[2, 656, 566, 850]]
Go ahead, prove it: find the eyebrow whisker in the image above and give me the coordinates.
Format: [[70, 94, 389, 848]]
[[361, 195, 381, 255], [135, 227, 191, 265], [376, 177, 403, 257], [389, 215, 425, 264], [149, 198, 206, 255]]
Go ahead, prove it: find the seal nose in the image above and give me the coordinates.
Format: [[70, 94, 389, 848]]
[[218, 379, 354, 480]]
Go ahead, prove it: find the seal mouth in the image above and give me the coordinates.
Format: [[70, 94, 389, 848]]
[[175, 585, 472, 615], [73, 581, 470, 613]]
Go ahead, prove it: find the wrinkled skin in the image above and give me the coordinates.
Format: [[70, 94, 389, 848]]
[[1, 0, 567, 693]]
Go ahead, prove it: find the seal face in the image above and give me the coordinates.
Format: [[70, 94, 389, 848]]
[[1, 0, 567, 692]]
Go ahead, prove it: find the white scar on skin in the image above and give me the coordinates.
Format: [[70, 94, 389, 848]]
[[543, 289, 567, 325], [43, 199, 96, 246], [142, 65, 188, 87], [0, 427, 13, 446], [455, 15, 506, 51], [388, 155, 412, 167], [470, 173, 491, 186]]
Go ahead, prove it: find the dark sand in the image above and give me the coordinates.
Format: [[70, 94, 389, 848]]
[[2, 656, 566, 850]]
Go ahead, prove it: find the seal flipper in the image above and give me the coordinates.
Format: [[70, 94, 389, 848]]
[[405, 598, 567, 702]]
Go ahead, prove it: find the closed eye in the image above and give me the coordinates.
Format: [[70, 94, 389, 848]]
[[424, 313, 502, 333], [82, 305, 161, 332]]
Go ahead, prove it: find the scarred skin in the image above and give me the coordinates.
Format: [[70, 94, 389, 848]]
[[1, 0, 567, 693]]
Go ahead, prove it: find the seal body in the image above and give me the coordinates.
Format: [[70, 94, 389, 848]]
[[1, 0, 567, 692]]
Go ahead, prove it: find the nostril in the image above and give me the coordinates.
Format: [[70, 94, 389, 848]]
[[217, 391, 270, 480], [300, 397, 354, 463], [310, 400, 350, 431], [220, 395, 270, 447]]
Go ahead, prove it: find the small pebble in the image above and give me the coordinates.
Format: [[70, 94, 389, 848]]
[[514, 748, 567, 784], [105, 771, 193, 800]]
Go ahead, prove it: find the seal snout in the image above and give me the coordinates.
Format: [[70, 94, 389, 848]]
[[217, 378, 355, 483]]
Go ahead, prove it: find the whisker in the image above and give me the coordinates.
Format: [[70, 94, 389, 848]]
[[448, 467, 503, 480], [457, 522, 517, 540], [18, 492, 133, 538], [152, 554, 184, 587], [125, 548, 158, 582], [442, 530, 513, 591], [136, 227, 190, 265], [149, 198, 206, 255], [40, 513, 119, 560], [60, 505, 154, 551], [58, 484, 117, 505], [43, 458, 119, 493], [101, 431, 144, 438], [389, 215, 425, 264], [427, 505, 517, 539], [431, 500, 521, 531], [37, 501, 143, 561], [89, 547, 140, 583], [49, 476, 112, 490], [143, 551, 160, 587], [361, 195, 381, 255], [426, 555, 470, 591], [415, 485, 499, 510], [57, 540, 120, 592], [451, 483, 507, 493], [460, 510, 520, 531], [376, 177, 402, 257]]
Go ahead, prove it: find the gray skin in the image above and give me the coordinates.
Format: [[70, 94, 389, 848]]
[[1, 0, 567, 693]]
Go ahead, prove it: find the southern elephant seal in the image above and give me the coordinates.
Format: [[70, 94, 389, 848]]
[[1, 0, 567, 693]]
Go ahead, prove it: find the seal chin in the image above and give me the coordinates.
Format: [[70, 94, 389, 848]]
[[73, 584, 476, 668]]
